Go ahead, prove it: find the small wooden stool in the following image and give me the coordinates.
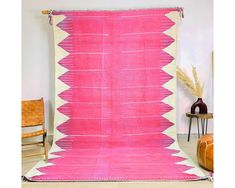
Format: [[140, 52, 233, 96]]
[[186, 112, 213, 142], [197, 134, 214, 171]]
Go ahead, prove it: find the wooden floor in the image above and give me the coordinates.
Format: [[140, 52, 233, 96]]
[[22, 134, 213, 188]]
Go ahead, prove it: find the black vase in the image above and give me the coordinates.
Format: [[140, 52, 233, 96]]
[[191, 98, 208, 114]]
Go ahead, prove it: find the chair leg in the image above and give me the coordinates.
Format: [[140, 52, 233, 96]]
[[43, 133, 48, 162]]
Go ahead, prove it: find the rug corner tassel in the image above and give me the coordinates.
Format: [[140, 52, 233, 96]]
[[178, 7, 184, 19], [48, 10, 53, 25], [207, 172, 214, 182]]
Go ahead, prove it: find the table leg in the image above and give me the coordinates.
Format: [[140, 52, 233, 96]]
[[206, 119, 208, 134], [197, 118, 200, 138], [201, 118, 205, 135], [188, 117, 192, 142]]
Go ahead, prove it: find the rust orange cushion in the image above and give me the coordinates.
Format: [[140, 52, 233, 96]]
[[197, 134, 214, 171]]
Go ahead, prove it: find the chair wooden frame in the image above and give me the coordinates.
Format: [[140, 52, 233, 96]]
[[22, 98, 48, 161]]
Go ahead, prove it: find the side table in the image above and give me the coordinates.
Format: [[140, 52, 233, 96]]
[[186, 112, 213, 142]]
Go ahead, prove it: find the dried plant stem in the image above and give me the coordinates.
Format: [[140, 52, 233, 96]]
[[192, 66, 202, 97], [176, 66, 204, 98]]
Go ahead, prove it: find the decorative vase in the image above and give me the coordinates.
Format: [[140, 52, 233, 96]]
[[191, 98, 208, 114]]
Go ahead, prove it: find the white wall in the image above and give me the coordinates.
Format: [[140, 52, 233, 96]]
[[22, 0, 213, 135]]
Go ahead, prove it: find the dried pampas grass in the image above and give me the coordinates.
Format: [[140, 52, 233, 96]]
[[176, 66, 204, 98]]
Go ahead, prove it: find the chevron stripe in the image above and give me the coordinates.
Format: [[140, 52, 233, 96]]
[[162, 59, 176, 77], [162, 11, 205, 178], [162, 108, 176, 124], [52, 15, 70, 154], [162, 77, 176, 92], [25, 160, 54, 179], [162, 122, 177, 140], [165, 11, 179, 25], [162, 94, 175, 109], [175, 151, 205, 177], [166, 141, 178, 150], [164, 25, 177, 40], [161, 10, 180, 164], [161, 11, 178, 152], [55, 80, 70, 99], [163, 42, 177, 57], [25, 15, 70, 180], [55, 59, 69, 77], [55, 45, 69, 63], [184, 165, 206, 177]]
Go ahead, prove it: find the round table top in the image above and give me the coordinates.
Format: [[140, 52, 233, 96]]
[[186, 112, 213, 119]]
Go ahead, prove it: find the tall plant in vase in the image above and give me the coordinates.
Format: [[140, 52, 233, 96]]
[[176, 66, 207, 114]]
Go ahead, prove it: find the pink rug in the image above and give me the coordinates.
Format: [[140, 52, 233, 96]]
[[25, 8, 206, 181]]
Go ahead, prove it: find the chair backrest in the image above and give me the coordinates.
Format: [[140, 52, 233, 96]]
[[22, 98, 45, 127]]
